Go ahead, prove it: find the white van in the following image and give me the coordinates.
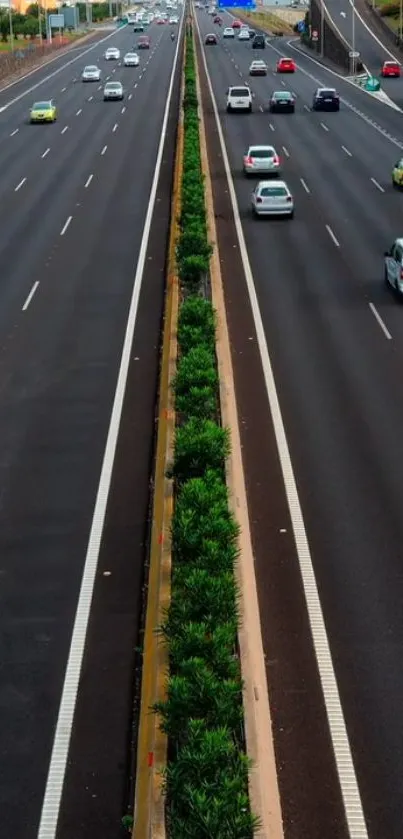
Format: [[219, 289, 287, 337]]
[[226, 85, 252, 112]]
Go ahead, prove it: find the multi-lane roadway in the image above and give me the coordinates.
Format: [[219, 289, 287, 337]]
[[196, 8, 403, 839], [0, 15, 182, 839]]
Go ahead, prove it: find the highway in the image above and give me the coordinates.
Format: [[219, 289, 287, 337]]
[[0, 15, 182, 839], [196, 8, 403, 839], [322, 0, 403, 105]]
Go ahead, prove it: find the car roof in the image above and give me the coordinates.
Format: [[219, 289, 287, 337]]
[[272, 90, 292, 95], [384, 60, 399, 65], [257, 179, 289, 189], [33, 100, 52, 106], [394, 237, 403, 246], [249, 144, 276, 151], [105, 80, 122, 86], [317, 86, 336, 92]]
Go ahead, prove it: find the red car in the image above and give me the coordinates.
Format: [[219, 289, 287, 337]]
[[213, 14, 222, 23], [232, 19, 242, 28], [381, 60, 400, 77], [138, 35, 150, 48], [277, 57, 296, 73]]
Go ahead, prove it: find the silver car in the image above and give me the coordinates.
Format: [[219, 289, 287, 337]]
[[238, 28, 250, 40], [251, 180, 294, 217], [104, 47, 120, 60], [243, 145, 281, 176], [82, 64, 101, 81], [123, 51, 139, 66], [104, 81, 124, 100], [223, 26, 235, 37]]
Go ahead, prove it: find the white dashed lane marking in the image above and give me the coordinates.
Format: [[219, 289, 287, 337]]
[[342, 145, 352, 157], [371, 177, 385, 192], [15, 177, 26, 192], [41, 147, 50, 158], [76, 108, 82, 115], [60, 215, 72, 236], [84, 174, 93, 188], [113, 123, 118, 132], [282, 145, 290, 158], [320, 121, 329, 131], [369, 302, 392, 339], [10, 128, 18, 136], [326, 224, 340, 247], [61, 125, 68, 134], [101, 145, 107, 155], [300, 178, 310, 193], [22, 281, 39, 312]]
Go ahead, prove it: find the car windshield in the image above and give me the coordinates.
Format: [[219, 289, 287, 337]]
[[33, 102, 51, 109], [85, 66, 98, 72], [231, 88, 249, 96], [273, 91, 291, 99], [250, 148, 274, 158], [261, 186, 288, 197], [106, 83, 121, 89]]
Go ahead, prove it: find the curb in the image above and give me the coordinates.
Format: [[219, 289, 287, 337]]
[[131, 38, 183, 839], [193, 20, 284, 839]]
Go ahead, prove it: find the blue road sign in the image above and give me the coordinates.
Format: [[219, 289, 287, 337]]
[[297, 20, 305, 32], [218, 0, 256, 7]]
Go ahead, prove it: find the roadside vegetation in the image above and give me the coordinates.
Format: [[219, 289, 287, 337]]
[[154, 28, 257, 839], [375, 0, 403, 33], [0, 2, 115, 47], [233, 8, 295, 35]]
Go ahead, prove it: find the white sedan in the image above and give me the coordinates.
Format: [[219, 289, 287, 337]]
[[251, 180, 294, 217], [82, 64, 101, 81], [223, 26, 235, 37], [104, 47, 120, 60], [123, 51, 140, 66], [238, 28, 250, 40], [104, 80, 124, 100]]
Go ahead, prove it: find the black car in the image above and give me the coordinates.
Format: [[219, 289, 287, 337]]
[[252, 34, 265, 48], [312, 87, 340, 111], [248, 28, 256, 38], [205, 33, 218, 44], [269, 90, 295, 112]]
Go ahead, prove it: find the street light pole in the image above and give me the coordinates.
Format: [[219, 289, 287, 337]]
[[400, 0, 402, 45], [352, 0, 356, 75], [38, 2, 42, 45], [320, 0, 324, 58], [8, 0, 14, 52]]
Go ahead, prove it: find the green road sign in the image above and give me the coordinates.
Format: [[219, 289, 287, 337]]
[[365, 77, 380, 91]]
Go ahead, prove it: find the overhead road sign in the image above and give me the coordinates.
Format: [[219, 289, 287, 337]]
[[218, 0, 256, 7], [349, 50, 360, 58], [297, 20, 305, 31]]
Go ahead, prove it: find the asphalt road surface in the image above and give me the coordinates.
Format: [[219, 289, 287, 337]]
[[197, 8, 403, 839], [0, 17, 182, 839], [322, 0, 403, 105]]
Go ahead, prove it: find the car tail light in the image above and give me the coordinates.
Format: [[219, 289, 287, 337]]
[[286, 196, 292, 202], [273, 154, 280, 165], [400, 267, 403, 280], [256, 196, 263, 203], [244, 156, 253, 164]]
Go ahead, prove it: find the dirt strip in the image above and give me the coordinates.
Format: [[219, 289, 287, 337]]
[[194, 23, 351, 839]]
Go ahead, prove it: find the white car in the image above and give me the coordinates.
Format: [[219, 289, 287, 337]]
[[104, 47, 120, 60], [226, 85, 252, 112], [124, 51, 140, 66], [251, 180, 294, 217], [249, 60, 268, 76], [104, 80, 124, 100], [169, 14, 178, 22], [384, 238, 403, 296], [243, 145, 281, 176], [223, 26, 235, 37], [82, 64, 101, 81], [238, 28, 250, 40]]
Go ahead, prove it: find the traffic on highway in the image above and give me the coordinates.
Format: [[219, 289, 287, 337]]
[[195, 4, 403, 838], [0, 4, 183, 838]]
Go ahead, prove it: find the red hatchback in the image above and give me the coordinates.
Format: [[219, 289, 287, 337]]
[[277, 57, 296, 72], [381, 60, 400, 77], [232, 19, 242, 28]]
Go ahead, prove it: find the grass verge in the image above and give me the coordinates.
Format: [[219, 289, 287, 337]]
[[154, 25, 258, 839], [233, 8, 295, 35]]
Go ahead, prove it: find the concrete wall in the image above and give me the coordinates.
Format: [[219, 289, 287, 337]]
[[305, 0, 351, 71]]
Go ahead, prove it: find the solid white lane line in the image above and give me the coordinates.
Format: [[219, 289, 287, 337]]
[[36, 15, 184, 839], [10, 128, 18, 136], [282, 145, 290, 158], [369, 302, 392, 339], [269, 123, 275, 131], [320, 121, 329, 131], [15, 177, 26, 192], [76, 108, 82, 115], [61, 125, 68, 134], [196, 14, 370, 839], [101, 144, 107, 155], [341, 145, 352, 156], [60, 215, 72, 236], [84, 174, 93, 188], [22, 281, 39, 311], [41, 147, 50, 158], [113, 122, 118, 132], [300, 178, 310, 193], [371, 177, 385, 192], [326, 224, 340, 247]]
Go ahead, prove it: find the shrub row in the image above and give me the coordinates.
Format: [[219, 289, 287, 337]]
[[155, 30, 257, 839]]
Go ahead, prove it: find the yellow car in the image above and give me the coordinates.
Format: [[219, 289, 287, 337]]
[[392, 157, 403, 187], [30, 99, 57, 124]]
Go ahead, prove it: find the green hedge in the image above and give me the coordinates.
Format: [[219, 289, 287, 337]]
[[155, 30, 257, 839]]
